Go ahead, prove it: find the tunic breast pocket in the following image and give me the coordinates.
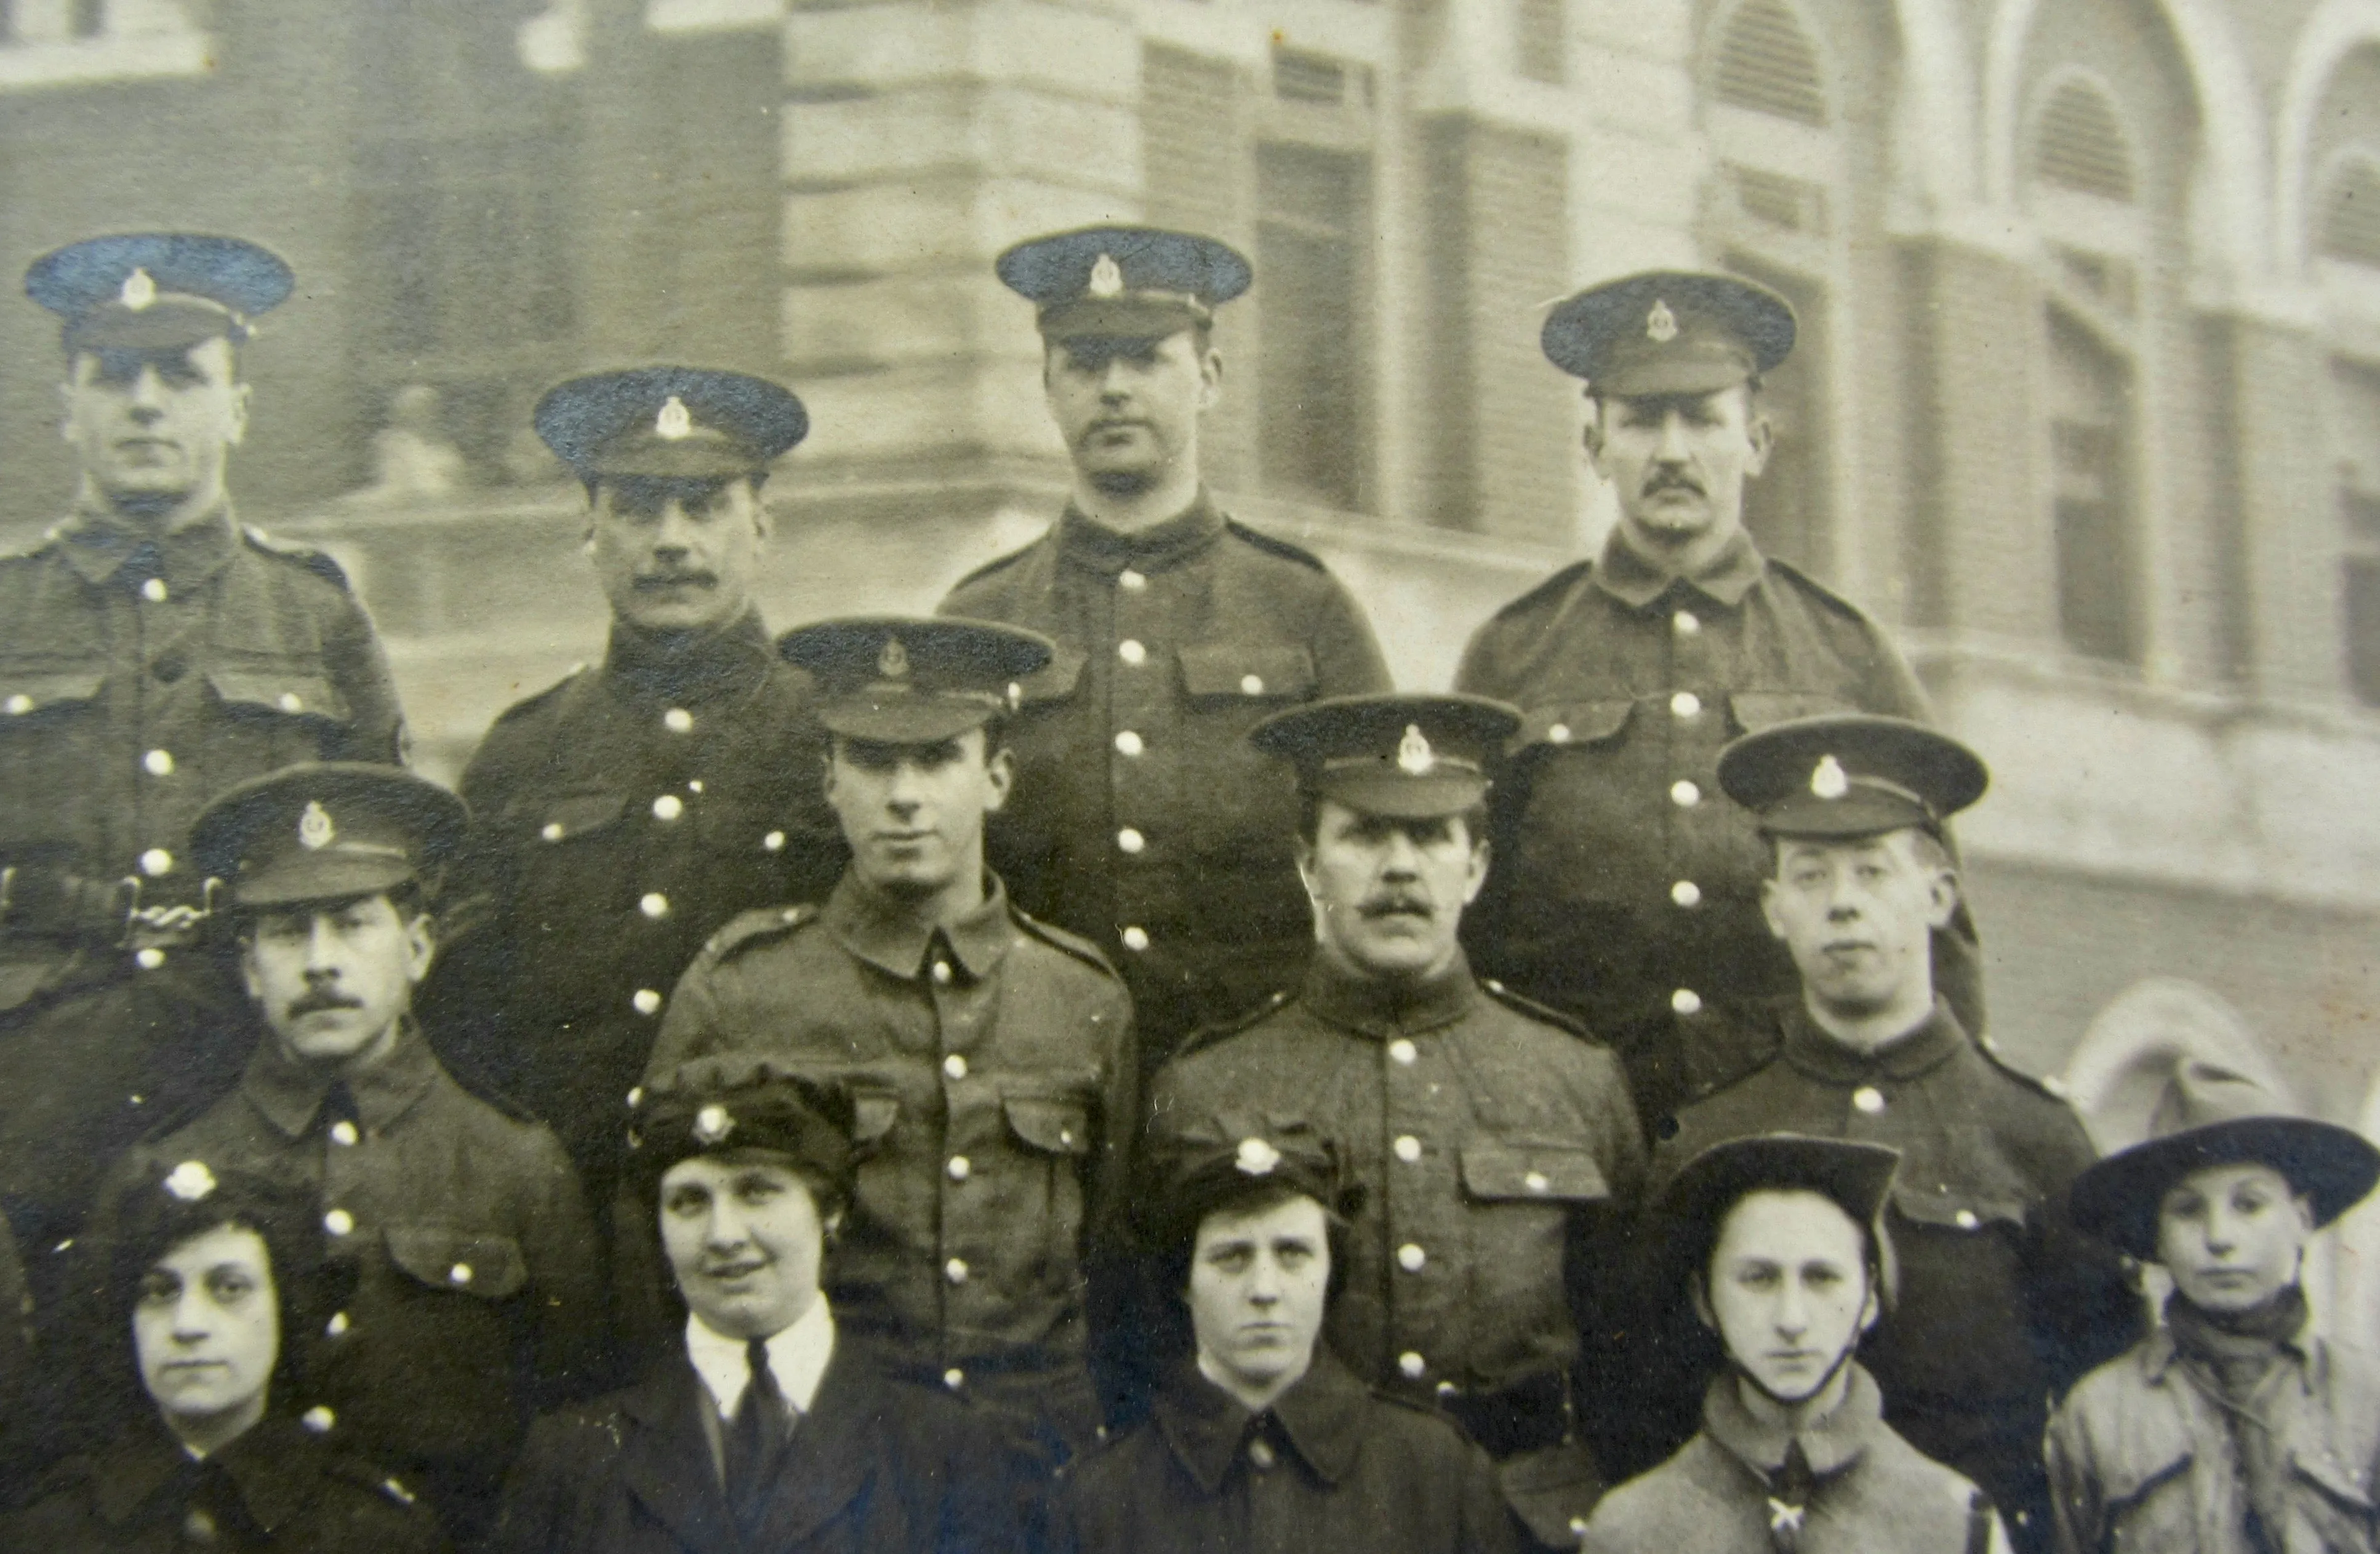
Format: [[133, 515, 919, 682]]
[[1001, 1089, 1096, 1281], [361, 1227, 530, 1450], [0, 665, 105, 843], [1725, 691, 1854, 737], [1459, 1142, 1606, 1306], [1173, 644, 1316, 858], [513, 793, 631, 926], [206, 665, 356, 772]]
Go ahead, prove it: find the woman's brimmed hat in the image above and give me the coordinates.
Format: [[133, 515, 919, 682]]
[[2069, 1058, 2380, 1260], [1655, 1134, 1902, 1307]]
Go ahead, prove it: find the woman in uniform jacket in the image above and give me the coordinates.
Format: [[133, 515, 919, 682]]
[[492, 1059, 997, 1554], [2049, 1059, 2380, 1554], [3, 1158, 446, 1551], [1582, 1134, 2011, 1554], [1054, 1113, 1520, 1554]]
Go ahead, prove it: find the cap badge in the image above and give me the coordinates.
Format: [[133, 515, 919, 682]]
[[692, 1104, 735, 1147], [1088, 252, 1124, 298], [1396, 724, 1436, 776], [1810, 755, 1850, 801], [655, 395, 694, 441], [162, 1159, 217, 1203], [298, 801, 337, 852], [120, 267, 158, 311], [1235, 1137, 1281, 1177], [1646, 298, 1678, 343], [878, 635, 910, 680]]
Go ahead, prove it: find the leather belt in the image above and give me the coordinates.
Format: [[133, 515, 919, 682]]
[[0, 864, 220, 950], [1435, 1367, 1574, 1459]]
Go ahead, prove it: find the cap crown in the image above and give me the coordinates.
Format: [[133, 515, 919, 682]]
[[1717, 713, 1987, 839], [998, 225, 1252, 338], [28, 233, 293, 353], [1249, 694, 1520, 820], [1541, 270, 1795, 395], [534, 367, 807, 481], [190, 763, 466, 909], [780, 615, 1052, 743]]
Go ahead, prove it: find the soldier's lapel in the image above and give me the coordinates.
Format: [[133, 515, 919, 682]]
[[619, 1362, 741, 1553]]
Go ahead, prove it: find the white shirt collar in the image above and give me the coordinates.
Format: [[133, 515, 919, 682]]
[[685, 1296, 835, 1419]]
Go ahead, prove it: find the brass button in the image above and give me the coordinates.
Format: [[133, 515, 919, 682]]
[[1672, 988, 1703, 1015], [1114, 730, 1144, 756], [1116, 827, 1145, 854], [943, 1054, 968, 1080], [652, 794, 684, 821], [1388, 1038, 1417, 1066], [139, 849, 174, 876], [639, 892, 670, 919], [1671, 691, 1702, 718], [142, 577, 169, 603], [633, 989, 663, 1015], [1120, 926, 1150, 952], [1394, 1135, 1422, 1163], [1670, 780, 1700, 808], [1853, 1086, 1885, 1115], [1670, 879, 1702, 908], [1118, 569, 1147, 592], [1117, 639, 1147, 666], [664, 708, 694, 734], [763, 830, 786, 852], [143, 748, 173, 776]]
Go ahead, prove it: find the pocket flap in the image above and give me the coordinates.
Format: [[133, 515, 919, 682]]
[[2295, 1441, 2379, 1511], [385, 1227, 527, 1300], [1004, 1095, 1093, 1156], [537, 793, 629, 842], [1177, 644, 1315, 701], [206, 668, 351, 725], [1890, 1184, 2029, 1232], [1015, 646, 1087, 706], [1727, 691, 1846, 735], [851, 1089, 901, 1146], [0, 668, 105, 715], [1518, 700, 1633, 749], [1460, 1142, 1608, 1203]]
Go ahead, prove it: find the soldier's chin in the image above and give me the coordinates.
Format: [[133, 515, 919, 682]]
[[1085, 467, 1157, 497]]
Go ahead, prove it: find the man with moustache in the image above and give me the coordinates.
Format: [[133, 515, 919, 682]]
[[1653, 716, 2133, 1553], [939, 225, 1390, 1074], [428, 368, 842, 1217], [1150, 694, 1646, 1550], [0, 236, 405, 1299], [1454, 271, 1977, 1132], [92, 763, 603, 1544], [642, 617, 1136, 1529]]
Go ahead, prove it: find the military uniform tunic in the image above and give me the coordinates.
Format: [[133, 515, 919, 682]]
[[429, 613, 842, 1206], [937, 494, 1390, 1068], [644, 872, 1136, 1455], [92, 1022, 604, 1541], [0, 509, 404, 1278], [1654, 1002, 2138, 1553], [1452, 527, 1975, 1125], [1150, 951, 1646, 1544]]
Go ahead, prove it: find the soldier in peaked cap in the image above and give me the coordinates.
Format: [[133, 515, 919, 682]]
[[1584, 1135, 2014, 1554], [1649, 715, 2135, 1553], [1454, 268, 1982, 1137], [90, 763, 603, 1545], [939, 223, 1391, 1078], [495, 1063, 996, 1554], [1055, 1114, 1521, 1554], [2049, 1060, 2380, 1554], [642, 616, 1136, 1538], [0, 235, 406, 1310], [425, 367, 843, 1222], [1150, 694, 1645, 1549]]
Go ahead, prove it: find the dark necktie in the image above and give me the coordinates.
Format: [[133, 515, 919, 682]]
[[725, 1337, 790, 1530], [322, 1081, 360, 1136], [1765, 1440, 1815, 1554]]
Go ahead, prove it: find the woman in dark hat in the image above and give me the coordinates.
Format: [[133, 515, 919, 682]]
[[1052, 1113, 1518, 1554], [2, 1158, 446, 1550], [2048, 1059, 2380, 1554], [1584, 1133, 2009, 1554]]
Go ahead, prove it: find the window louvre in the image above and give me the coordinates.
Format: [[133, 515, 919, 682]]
[[1515, 0, 1565, 85], [1712, 0, 1826, 127], [2321, 159, 2380, 269], [2033, 79, 2134, 203], [1273, 47, 1346, 106]]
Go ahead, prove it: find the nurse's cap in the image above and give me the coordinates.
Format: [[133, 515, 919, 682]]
[[534, 367, 808, 483], [1249, 694, 1520, 820], [28, 233, 294, 354], [996, 225, 1252, 340], [1541, 269, 1795, 397], [190, 763, 468, 910], [1716, 713, 1987, 841], [780, 615, 1054, 743]]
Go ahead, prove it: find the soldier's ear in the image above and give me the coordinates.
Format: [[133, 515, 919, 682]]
[[1196, 342, 1223, 412], [982, 743, 1016, 814], [1460, 836, 1489, 907], [226, 377, 252, 449], [1758, 876, 1790, 942], [1741, 391, 1773, 478]]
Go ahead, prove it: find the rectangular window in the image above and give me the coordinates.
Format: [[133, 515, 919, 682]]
[[2330, 360, 2380, 705], [1515, 0, 1565, 84], [1731, 262, 1828, 577], [2047, 308, 2138, 663], [1256, 144, 1370, 510]]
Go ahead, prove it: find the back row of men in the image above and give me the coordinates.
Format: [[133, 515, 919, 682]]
[[0, 227, 2344, 1554]]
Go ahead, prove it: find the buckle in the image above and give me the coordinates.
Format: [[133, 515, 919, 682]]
[[121, 877, 218, 950]]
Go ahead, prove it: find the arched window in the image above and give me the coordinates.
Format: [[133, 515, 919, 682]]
[[1711, 0, 1827, 126], [2032, 75, 2134, 204], [2321, 156, 2380, 269]]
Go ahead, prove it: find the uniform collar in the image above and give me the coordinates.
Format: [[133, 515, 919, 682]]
[[603, 609, 775, 707], [55, 502, 238, 590], [1299, 948, 1480, 1039], [2144, 1299, 2318, 1391], [92, 1413, 317, 1535], [822, 870, 1016, 983], [241, 1015, 441, 1139], [1056, 488, 1225, 577], [1591, 523, 1765, 611], [1699, 1361, 1884, 1481], [685, 1297, 836, 1419], [1779, 999, 1968, 1086], [1153, 1351, 1369, 1494]]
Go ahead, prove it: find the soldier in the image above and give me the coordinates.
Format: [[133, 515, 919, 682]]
[[1585, 1135, 2011, 1554], [91, 763, 604, 1544], [938, 225, 1392, 1072], [642, 616, 1137, 1520], [1150, 693, 1646, 1548], [495, 1063, 995, 1554], [1653, 715, 2136, 1552], [2050, 1059, 2380, 1554], [1453, 271, 1977, 1129], [1056, 1115, 1519, 1554], [0, 234, 405, 1297], [427, 367, 841, 1216]]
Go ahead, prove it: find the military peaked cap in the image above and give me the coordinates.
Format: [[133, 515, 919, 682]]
[[28, 233, 294, 354], [191, 763, 467, 910], [1542, 270, 1795, 396], [1251, 693, 1519, 819], [780, 615, 1052, 743], [534, 367, 808, 482], [1717, 713, 1987, 840], [998, 225, 1252, 340]]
